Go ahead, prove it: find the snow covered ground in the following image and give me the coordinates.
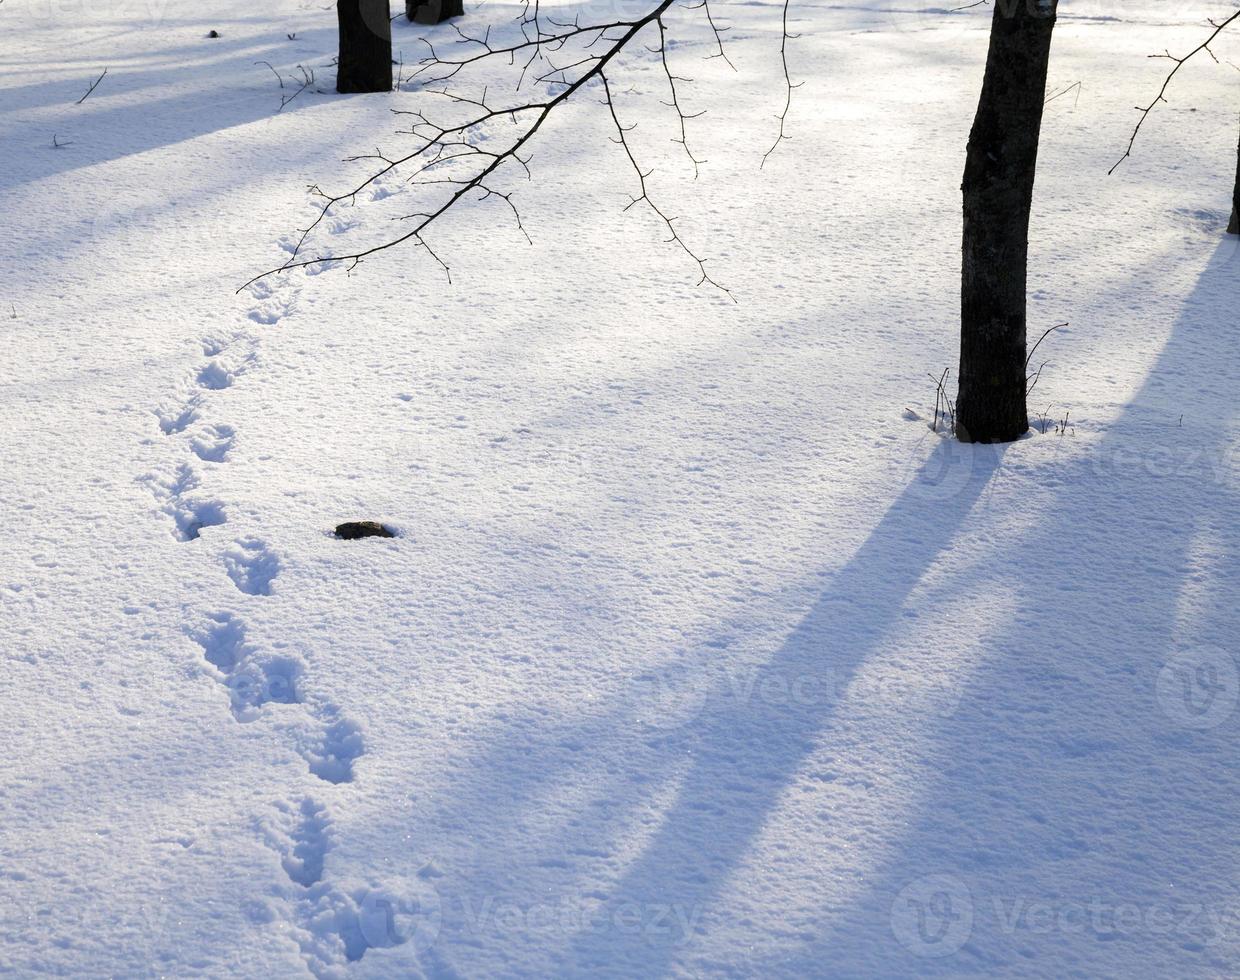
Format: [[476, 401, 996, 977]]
[[2, 0, 1239, 976]]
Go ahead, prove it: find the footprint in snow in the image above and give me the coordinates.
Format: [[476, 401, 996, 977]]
[[226, 655, 303, 719], [324, 214, 360, 236], [269, 797, 330, 888], [299, 714, 365, 785], [303, 259, 342, 278], [224, 537, 281, 595], [190, 423, 235, 462], [244, 276, 298, 324], [141, 462, 225, 541], [155, 396, 201, 436], [196, 358, 240, 391], [189, 612, 305, 720], [189, 611, 249, 672], [200, 333, 237, 358], [248, 295, 294, 325]]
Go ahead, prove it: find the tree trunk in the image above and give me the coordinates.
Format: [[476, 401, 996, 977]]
[[337, 0, 392, 94], [1229, 120, 1239, 236], [956, 0, 1058, 444], [407, 0, 463, 24]]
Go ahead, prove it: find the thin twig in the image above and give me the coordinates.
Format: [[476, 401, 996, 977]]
[[762, 0, 800, 167], [1111, 8, 1240, 174], [244, 0, 745, 296], [76, 68, 108, 105]]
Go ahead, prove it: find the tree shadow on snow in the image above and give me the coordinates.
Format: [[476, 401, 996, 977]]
[[1, 12, 435, 190], [743, 236, 1240, 976], [557, 431, 1008, 975]]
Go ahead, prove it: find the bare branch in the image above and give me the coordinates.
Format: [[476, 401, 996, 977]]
[[762, 0, 800, 167], [1110, 8, 1240, 175], [76, 68, 108, 105], [601, 72, 732, 300], [242, 0, 776, 297]]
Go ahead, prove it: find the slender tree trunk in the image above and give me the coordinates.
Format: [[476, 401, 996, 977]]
[[1229, 119, 1239, 236], [407, 0, 463, 24], [337, 0, 392, 94], [956, 0, 1058, 444]]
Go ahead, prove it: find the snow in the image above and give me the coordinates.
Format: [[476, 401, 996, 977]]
[[1, 0, 1239, 976]]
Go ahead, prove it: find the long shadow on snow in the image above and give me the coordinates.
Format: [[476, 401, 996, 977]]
[[561, 433, 1007, 975], [2, 18, 391, 189], [750, 236, 1240, 977]]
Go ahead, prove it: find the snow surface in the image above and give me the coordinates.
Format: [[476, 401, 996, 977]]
[[2, 0, 1239, 977]]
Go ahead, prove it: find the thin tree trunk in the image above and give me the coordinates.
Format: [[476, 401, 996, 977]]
[[407, 0, 463, 24], [337, 0, 392, 94], [1229, 119, 1239, 236], [957, 0, 1058, 444]]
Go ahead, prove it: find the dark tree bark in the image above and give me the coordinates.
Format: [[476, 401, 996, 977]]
[[337, 0, 392, 94], [1229, 120, 1239, 236], [407, 0, 463, 25], [956, 0, 1058, 444]]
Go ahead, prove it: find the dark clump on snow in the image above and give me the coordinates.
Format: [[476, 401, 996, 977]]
[[334, 521, 395, 540], [207, 30, 220, 38]]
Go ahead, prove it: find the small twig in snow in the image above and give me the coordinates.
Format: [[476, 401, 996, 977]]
[[76, 68, 108, 105]]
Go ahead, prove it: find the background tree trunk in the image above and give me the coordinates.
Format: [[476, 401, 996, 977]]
[[407, 0, 463, 25], [337, 0, 392, 94], [1229, 119, 1239, 235], [956, 0, 1058, 444]]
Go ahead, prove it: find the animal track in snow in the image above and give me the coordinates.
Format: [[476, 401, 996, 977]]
[[195, 345, 255, 391], [190, 423, 235, 462], [189, 612, 304, 721], [264, 800, 434, 973], [196, 359, 237, 390], [190, 611, 366, 779], [264, 812, 441, 977], [224, 537, 281, 595], [324, 214, 360, 236], [166, 232, 388, 976], [155, 396, 201, 435], [245, 277, 298, 325], [367, 171, 400, 203], [200, 330, 243, 358], [156, 337, 252, 434], [189, 611, 249, 672], [141, 463, 225, 541], [299, 715, 365, 785], [269, 797, 330, 887], [228, 654, 303, 719]]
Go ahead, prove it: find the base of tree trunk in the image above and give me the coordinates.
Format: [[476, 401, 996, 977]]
[[337, 0, 392, 94], [955, 407, 1028, 445], [1230, 125, 1240, 235], [407, 0, 463, 24], [956, 1, 1056, 445]]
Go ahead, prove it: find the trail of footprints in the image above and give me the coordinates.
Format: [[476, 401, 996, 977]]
[[143, 259, 403, 975]]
